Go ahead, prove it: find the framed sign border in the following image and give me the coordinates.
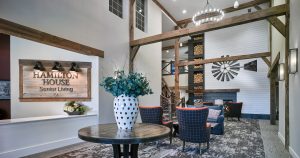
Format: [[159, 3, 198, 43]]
[[19, 59, 92, 102]]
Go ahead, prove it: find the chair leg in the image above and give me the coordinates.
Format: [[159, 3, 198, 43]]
[[182, 141, 185, 152], [169, 126, 173, 144], [199, 143, 202, 155], [207, 141, 210, 149], [238, 117, 240, 121]]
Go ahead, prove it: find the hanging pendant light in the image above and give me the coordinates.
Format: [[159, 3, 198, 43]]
[[192, 0, 225, 26], [234, 0, 240, 9]]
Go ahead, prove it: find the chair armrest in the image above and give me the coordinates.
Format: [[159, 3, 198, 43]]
[[217, 115, 224, 123]]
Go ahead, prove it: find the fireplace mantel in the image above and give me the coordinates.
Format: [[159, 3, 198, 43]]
[[186, 89, 240, 93]]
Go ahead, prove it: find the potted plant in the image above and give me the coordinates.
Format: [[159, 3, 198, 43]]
[[64, 101, 88, 115], [100, 70, 153, 130]]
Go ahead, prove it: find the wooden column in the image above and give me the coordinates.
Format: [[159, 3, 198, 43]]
[[129, 0, 136, 73], [129, 46, 140, 73], [174, 39, 180, 100], [270, 70, 277, 125], [129, 0, 135, 42], [284, 0, 290, 149]]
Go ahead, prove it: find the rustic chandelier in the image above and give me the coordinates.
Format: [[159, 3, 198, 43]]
[[192, 0, 225, 26]]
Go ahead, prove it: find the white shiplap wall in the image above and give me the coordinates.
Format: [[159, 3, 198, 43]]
[[205, 20, 270, 114]]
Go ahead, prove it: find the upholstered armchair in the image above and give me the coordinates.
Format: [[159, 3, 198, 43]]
[[206, 105, 225, 135], [224, 102, 243, 121], [176, 107, 210, 154], [139, 106, 173, 144]]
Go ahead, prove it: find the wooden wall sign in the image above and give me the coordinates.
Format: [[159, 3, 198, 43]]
[[19, 59, 91, 102]]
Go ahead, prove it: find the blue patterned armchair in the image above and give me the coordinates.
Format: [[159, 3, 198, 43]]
[[176, 107, 210, 154], [139, 106, 173, 144], [206, 105, 224, 135]]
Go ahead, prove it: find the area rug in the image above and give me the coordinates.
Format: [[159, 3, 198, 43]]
[[48, 119, 265, 158]]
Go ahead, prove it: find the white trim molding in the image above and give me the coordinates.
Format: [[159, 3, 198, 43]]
[[289, 147, 300, 158], [278, 132, 285, 145], [0, 137, 81, 158]]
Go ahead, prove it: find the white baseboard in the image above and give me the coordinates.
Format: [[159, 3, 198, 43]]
[[290, 147, 300, 158], [0, 137, 82, 158], [278, 132, 285, 145]]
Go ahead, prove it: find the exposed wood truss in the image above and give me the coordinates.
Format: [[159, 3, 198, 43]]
[[177, 0, 270, 26], [131, 4, 287, 47], [0, 18, 104, 57], [152, 0, 179, 26], [267, 52, 280, 77], [262, 57, 271, 67], [178, 52, 270, 66], [254, 5, 286, 37]]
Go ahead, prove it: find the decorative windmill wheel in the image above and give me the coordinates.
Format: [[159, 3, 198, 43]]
[[212, 56, 240, 82], [212, 55, 258, 82]]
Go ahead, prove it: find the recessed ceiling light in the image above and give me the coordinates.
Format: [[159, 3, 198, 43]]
[[166, 50, 169, 53], [182, 10, 187, 14], [180, 43, 183, 47]]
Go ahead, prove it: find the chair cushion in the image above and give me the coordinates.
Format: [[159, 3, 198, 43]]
[[208, 109, 221, 120]]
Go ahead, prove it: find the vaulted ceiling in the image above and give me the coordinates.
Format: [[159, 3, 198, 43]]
[[159, 0, 260, 60]]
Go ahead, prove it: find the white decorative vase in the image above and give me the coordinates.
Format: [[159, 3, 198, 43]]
[[114, 94, 139, 130]]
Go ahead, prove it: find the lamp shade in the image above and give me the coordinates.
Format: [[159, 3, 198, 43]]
[[289, 48, 298, 74], [278, 63, 285, 81]]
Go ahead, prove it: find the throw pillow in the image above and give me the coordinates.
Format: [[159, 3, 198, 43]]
[[208, 109, 221, 120]]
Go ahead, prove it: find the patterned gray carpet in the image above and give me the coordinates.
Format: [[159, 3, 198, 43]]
[[48, 119, 264, 158]]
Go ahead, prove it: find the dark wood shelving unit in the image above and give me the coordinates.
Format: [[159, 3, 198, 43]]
[[187, 34, 205, 105]]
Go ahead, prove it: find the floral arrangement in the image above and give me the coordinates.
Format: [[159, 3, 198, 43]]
[[64, 101, 88, 115], [100, 70, 153, 97]]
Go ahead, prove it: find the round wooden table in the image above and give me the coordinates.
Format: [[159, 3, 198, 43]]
[[78, 123, 170, 158]]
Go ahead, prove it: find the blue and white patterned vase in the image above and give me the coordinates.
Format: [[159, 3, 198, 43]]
[[113, 94, 139, 130]]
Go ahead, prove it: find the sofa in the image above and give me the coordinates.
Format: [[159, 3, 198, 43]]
[[205, 105, 224, 135]]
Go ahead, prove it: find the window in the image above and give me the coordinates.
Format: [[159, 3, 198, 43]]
[[136, 0, 146, 31], [109, 0, 123, 18]]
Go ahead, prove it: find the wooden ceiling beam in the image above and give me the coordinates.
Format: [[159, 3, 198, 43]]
[[152, 0, 179, 26], [131, 4, 287, 47], [254, 5, 286, 37], [177, 0, 270, 26], [0, 18, 104, 57], [178, 52, 270, 66]]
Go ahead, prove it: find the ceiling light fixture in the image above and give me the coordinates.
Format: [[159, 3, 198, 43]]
[[182, 9, 187, 14], [192, 0, 225, 26], [234, 0, 239, 9], [166, 50, 170, 53]]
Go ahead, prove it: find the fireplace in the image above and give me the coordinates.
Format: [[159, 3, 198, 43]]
[[203, 89, 239, 103]]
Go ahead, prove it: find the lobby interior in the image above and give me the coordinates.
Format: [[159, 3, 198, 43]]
[[0, 0, 299, 158]]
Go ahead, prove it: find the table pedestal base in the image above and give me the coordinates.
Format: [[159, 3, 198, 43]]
[[112, 144, 139, 158]]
